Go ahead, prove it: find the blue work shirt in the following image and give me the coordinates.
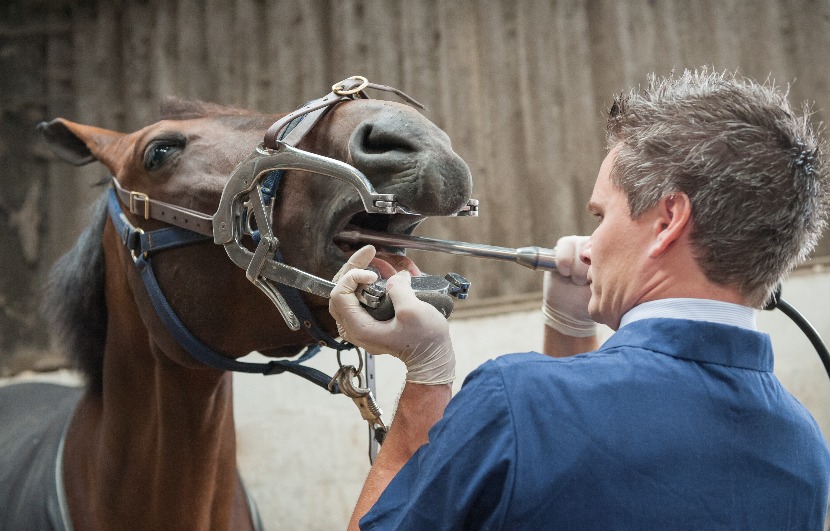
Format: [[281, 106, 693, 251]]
[[361, 318, 830, 530]]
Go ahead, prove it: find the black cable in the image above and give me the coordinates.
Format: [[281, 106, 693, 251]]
[[775, 298, 830, 382], [763, 284, 830, 381]]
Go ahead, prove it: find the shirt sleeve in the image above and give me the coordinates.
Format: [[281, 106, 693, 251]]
[[360, 359, 517, 530]]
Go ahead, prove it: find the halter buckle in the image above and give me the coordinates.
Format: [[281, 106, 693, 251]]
[[129, 191, 151, 220]]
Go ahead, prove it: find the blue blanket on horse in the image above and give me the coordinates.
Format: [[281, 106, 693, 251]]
[[0, 382, 82, 531]]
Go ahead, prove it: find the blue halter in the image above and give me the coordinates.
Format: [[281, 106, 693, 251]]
[[106, 186, 347, 394], [104, 77, 424, 398]]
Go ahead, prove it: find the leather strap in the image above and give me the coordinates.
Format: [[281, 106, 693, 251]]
[[134, 252, 341, 388], [106, 187, 342, 391], [112, 177, 214, 237], [264, 94, 346, 150], [263, 76, 424, 150], [108, 189, 211, 257]]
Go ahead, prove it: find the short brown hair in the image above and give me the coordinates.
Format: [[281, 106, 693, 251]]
[[606, 69, 829, 307]]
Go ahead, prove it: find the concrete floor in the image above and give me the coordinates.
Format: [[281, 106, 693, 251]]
[[2, 266, 827, 529], [234, 265, 830, 529]]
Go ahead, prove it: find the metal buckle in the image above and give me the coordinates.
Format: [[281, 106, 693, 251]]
[[129, 191, 150, 220], [336, 348, 365, 376], [332, 75, 369, 96]]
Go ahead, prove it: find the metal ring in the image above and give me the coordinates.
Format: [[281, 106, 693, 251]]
[[337, 366, 366, 397], [129, 227, 145, 263], [336, 346, 364, 374], [332, 75, 369, 96]]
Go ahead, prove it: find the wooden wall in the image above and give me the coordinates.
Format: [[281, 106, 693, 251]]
[[2, 0, 829, 372]]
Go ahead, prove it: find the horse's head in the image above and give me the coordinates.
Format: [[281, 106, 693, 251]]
[[40, 89, 472, 372]]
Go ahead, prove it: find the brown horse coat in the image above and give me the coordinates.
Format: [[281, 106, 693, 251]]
[[6, 87, 471, 529]]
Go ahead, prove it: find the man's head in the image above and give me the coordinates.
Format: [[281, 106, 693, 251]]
[[599, 69, 828, 309]]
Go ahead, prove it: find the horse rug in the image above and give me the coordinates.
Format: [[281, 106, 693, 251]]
[[0, 382, 81, 530]]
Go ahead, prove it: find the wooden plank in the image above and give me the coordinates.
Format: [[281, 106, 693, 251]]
[[0, 21, 71, 37], [152, 0, 179, 103], [121, 1, 156, 127], [266, 0, 330, 110], [204, 0, 235, 105], [176, 0, 209, 101], [0, 28, 49, 371], [8, 0, 830, 318], [422, 0, 489, 271]]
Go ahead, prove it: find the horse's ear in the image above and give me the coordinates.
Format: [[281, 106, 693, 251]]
[[38, 118, 123, 166]]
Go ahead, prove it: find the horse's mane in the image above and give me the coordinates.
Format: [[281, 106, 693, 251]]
[[41, 192, 108, 394], [40, 99, 275, 394], [160, 96, 257, 119], [159, 97, 273, 130]]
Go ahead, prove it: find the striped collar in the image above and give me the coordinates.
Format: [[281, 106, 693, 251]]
[[619, 298, 757, 331]]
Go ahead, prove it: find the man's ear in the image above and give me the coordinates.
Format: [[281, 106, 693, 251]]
[[648, 193, 692, 258]]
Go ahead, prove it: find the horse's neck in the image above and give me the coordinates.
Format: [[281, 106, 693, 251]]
[[62, 260, 244, 530]]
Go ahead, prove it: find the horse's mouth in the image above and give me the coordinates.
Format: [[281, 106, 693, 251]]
[[332, 211, 425, 279]]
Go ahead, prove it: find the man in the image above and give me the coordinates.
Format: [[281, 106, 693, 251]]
[[330, 69, 830, 529]]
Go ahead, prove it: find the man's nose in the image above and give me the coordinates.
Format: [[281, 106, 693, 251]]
[[580, 239, 592, 266]]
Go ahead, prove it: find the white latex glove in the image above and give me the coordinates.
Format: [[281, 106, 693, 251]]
[[542, 235, 596, 337], [329, 245, 456, 385]]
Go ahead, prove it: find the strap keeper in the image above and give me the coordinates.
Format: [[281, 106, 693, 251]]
[[262, 361, 287, 376]]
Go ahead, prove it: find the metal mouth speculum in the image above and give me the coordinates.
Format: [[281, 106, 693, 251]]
[[213, 141, 476, 329]]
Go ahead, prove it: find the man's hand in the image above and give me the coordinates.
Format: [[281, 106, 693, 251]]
[[542, 235, 596, 337], [334, 248, 456, 529], [329, 245, 456, 385]]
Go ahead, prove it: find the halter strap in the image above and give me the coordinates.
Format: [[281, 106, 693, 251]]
[[106, 187, 343, 393], [111, 177, 214, 236], [102, 76, 428, 387], [264, 75, 424, 150]]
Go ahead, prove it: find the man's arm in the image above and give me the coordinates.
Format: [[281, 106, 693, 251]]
[[543, 324, 599, 358], [541, 236, 597, 357], [347, 382, 451, 530], [329, 245, 458, 528]]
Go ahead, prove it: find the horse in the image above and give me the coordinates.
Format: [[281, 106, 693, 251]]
[[0, 78, 473, 530]]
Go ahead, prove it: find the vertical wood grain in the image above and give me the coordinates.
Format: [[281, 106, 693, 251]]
[[5, 0, 830, 371]]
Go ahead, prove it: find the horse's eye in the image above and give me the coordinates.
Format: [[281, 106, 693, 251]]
[[144, 136, 185, 171]]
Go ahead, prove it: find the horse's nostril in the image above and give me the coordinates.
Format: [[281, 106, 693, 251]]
[[359, 124, 383, 155], [348, 114, 473, 217], [356, 121, 417, 157]]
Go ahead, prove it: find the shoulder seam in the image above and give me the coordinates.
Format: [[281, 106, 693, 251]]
[[494, 363, 518, 529]]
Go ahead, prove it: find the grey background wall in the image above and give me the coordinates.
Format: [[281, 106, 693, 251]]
[[2, 0, 829, 370]]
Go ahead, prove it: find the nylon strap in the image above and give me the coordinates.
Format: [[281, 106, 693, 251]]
[[107, 187, 342, 393]]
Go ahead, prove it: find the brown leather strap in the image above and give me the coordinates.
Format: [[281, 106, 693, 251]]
[[264, 93, 347, 149], [111, 78, 425, 237], [263, 76, 425, 150], [362, 82, 424, 109], [111, 177, 214, 236]]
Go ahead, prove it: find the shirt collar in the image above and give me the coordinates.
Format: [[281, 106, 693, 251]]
[[620, 298, 757, 331], [603, 318, 773, 372]]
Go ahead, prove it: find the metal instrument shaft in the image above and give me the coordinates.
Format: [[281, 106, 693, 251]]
[[336, 228, 558, 272]]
